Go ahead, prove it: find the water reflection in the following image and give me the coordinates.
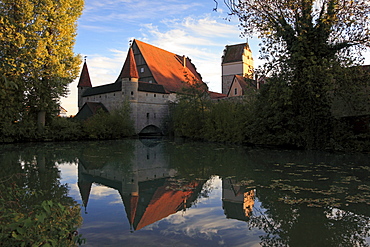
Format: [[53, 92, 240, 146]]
[[77, 139, 208, 234], [222, 178, 255, 221], [1, 139, 370, 246]]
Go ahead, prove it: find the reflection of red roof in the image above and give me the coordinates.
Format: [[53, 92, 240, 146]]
[[77, 62, 92, 87], [123, 180, 201, 231], [135, 40, 203, 93], [128, 196, 139, 226]]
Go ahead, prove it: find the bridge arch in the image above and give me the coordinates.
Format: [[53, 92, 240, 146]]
[[139, 125, 162, 136]]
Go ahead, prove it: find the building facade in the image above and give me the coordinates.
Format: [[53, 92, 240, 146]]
[[221, 43, 254, 95], [76, 40, 203, 134]]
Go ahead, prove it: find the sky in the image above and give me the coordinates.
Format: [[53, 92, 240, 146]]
[[60, 0, 261, 116], [60, 0, 369, 116]]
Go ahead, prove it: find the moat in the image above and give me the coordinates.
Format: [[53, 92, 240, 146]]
[[1, 138, 370, 246]]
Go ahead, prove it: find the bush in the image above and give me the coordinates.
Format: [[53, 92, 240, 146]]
[[0, 182, 84, 246], [46, 117, 83, 141], [83, 104, 134, 140]]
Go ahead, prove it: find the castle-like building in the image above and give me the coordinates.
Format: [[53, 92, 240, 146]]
[[76, 40, 256, 134]]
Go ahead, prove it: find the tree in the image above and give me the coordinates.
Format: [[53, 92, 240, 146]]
[[171, 74, 210, 139], [221, 0, 370, 148], [0, 0, 83, 134]]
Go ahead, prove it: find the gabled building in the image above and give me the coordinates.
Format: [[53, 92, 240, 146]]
[[76, 39, 204, 134], [221, 43, 254, 95], [227, 74, 257, 97]]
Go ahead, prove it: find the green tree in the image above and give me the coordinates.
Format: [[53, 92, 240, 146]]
[[222, 0, 370, 149], [0, 0, 83, 134], [83, 102, 135, 140], [171, 74, 210, 139]]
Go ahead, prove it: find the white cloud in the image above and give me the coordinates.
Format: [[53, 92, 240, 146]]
[[82, 0, 203, 23], [181, 16, 240, 38]]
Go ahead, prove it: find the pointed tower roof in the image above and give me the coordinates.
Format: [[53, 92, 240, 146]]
[[116, 48, 139, 82], [77, 61, 92, 87]]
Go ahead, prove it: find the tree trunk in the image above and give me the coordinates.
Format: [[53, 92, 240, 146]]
[[37, 110, 46, 133]]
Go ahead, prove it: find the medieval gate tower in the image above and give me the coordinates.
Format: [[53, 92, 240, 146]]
[[221, 43, 254, 95]]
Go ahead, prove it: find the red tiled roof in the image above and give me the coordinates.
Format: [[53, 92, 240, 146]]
[[135, 40, 203, 93], [116, 48, 139, 81], [208, 91, 227, 99], [77, 61, 92, 87]]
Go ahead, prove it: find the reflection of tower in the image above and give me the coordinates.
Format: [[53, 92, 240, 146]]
[[222, 178, 255, 221], [76, 139, 205, 231], [122, 178, 204, 231]]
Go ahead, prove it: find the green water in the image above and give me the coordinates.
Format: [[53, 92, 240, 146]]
[[1, 138, 370, 246]]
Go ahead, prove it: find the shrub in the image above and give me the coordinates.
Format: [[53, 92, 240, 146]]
[[0, 182, 84, 246]]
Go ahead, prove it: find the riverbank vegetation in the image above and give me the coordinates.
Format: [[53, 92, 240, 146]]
[[171, 68, 370, 152], [0, 104, 135, 143]]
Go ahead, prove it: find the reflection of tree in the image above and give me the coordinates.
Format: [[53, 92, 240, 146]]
[[0, 143, 83, 245], [77, 139, 135, 171], [249, 187, 370, 247], [0, 145, 75, 206]]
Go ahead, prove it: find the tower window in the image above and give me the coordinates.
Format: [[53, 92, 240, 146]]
[[154, 94, 156, 97], [146, 113, 149, 118], [131, 91, 134, 95], [235, 88, 237, 95], [140, 67, 144, 73]]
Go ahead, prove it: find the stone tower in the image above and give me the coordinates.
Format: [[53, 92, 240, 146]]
[[117, 47, 139, 102], [221, 43, 254, 95], [77, 60, 92, 110]]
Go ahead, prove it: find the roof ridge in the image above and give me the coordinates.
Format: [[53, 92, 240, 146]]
[[134, 39, 203, 93], [135, 39, 178, 57]]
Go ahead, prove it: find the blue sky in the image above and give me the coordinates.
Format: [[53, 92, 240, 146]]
[[60, 0, 369, 116], [60, 0, 261, 115]]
